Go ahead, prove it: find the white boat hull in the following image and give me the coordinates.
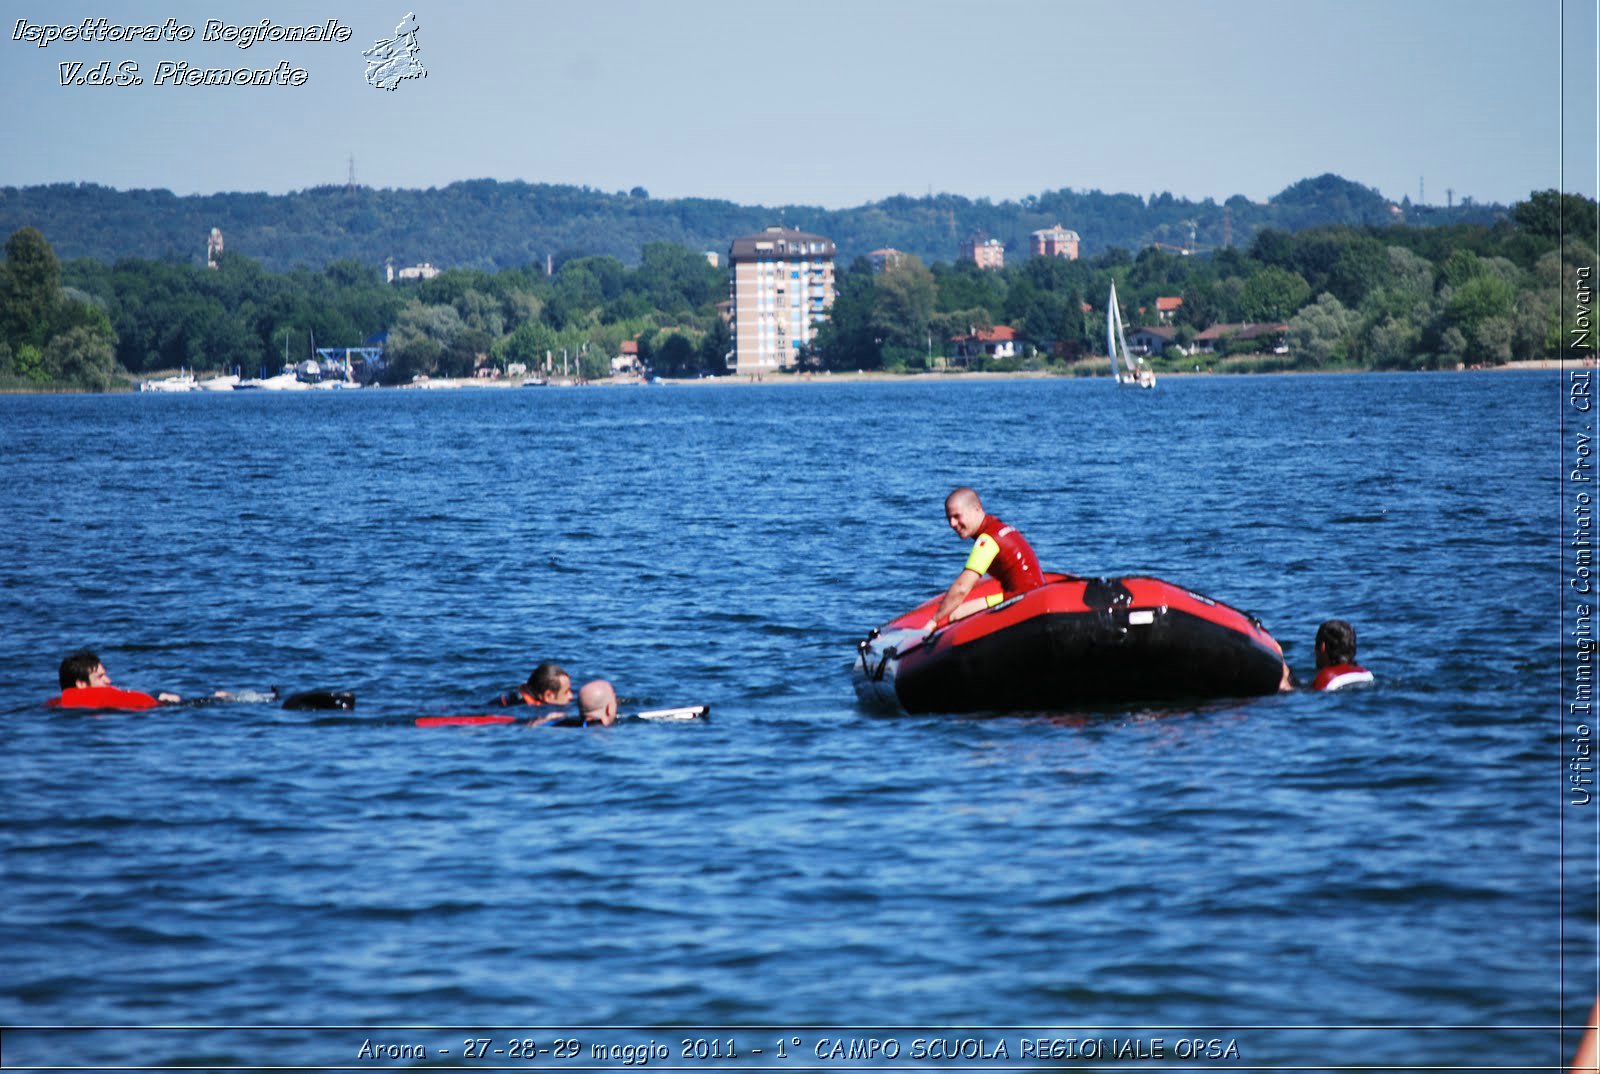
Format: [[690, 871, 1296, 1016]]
[[140, 373, 197, 392]]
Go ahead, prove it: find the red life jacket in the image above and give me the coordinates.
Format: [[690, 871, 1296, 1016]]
[[47, 685, 161, 710], [970, 514, 1044, 596], [1311, 663, 1374, 691]]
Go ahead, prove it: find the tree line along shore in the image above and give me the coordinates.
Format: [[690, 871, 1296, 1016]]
[[0, 189, 1593, 392]]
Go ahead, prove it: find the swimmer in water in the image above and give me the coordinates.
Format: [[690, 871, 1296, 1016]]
[[490, 661, 573, 709], [1309, 620, 1374, 691], [47, 649, 181, 709]]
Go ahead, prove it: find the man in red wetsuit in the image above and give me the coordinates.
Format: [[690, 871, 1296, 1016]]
[[1310, 619, 1374, 691], [47, 649, 180, 709], [923, 487, 1044, 633]]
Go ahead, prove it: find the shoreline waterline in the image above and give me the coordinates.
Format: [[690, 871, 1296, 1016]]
[[0, 358, 1576, 395], [660, 358, 1575, 386]]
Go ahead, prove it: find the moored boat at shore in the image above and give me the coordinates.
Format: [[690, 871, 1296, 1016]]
[[236, 370, 310, 390], [139, 371, 197, 392]]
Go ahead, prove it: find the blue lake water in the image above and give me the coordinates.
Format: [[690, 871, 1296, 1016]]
[[0, 373, 1586, 1069]]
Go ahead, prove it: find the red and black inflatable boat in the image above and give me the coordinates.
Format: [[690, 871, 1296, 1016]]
[[853, 573, 1287, 713]]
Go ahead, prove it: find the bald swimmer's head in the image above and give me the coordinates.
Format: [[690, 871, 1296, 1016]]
[[577, 679, 618, 726]]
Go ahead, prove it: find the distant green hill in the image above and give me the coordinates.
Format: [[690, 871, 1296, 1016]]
[[0, 173, 1505, 273]]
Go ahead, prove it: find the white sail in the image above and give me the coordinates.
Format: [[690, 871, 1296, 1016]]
[[1107, 282, 1120, 382], [1106, 280, 1155, 388]]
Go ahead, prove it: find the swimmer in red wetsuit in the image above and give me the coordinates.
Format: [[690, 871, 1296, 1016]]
[[1310, 619, 1374, 691], [924, 487, 1045, 632], [46, 649, 180, 710]]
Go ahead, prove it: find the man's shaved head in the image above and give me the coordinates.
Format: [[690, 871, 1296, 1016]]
[[945, 487, 982, 513], [578, 679, 618, 726], [944, 487, 987, 540]]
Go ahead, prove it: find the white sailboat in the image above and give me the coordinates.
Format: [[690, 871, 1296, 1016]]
[[1106, 281, 1156, 389]]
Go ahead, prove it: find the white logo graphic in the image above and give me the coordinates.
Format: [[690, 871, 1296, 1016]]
[[363, 12, 425, 91]]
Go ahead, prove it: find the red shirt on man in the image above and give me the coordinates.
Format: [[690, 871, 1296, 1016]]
[[964, 514, 1044, 597]]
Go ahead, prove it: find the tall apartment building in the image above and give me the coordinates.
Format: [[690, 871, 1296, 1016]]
[[729, 227, 836, 375], [962, 235, 1005, 270], [1030, 224, 1080, 260]]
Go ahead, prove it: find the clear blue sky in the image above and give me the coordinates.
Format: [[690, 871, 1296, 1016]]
[[1, 0, 1594, 209]]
